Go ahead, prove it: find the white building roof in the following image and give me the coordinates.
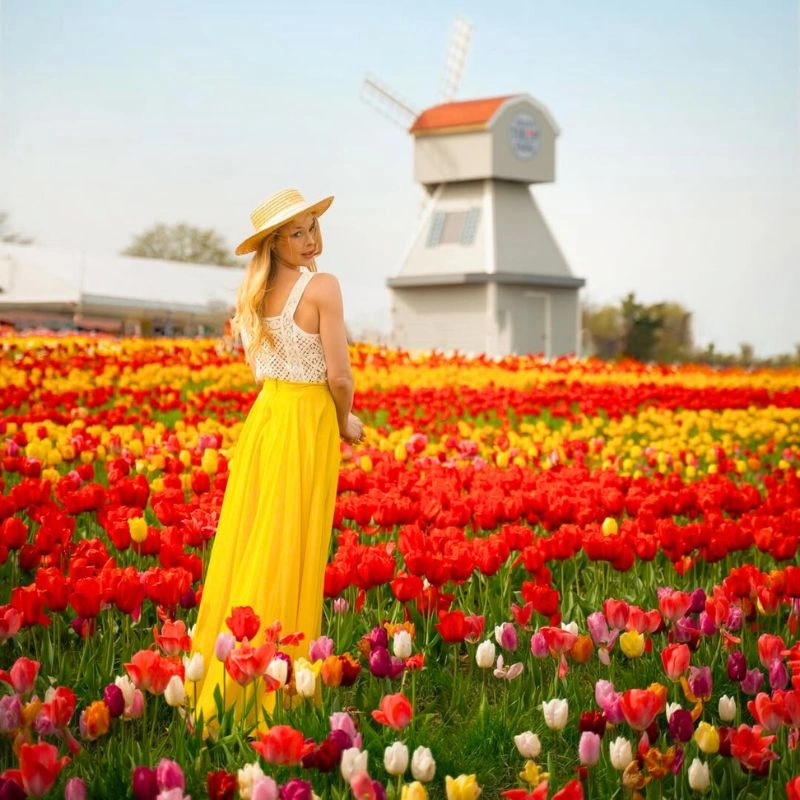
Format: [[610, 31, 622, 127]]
[[0, 243, 243, 314]]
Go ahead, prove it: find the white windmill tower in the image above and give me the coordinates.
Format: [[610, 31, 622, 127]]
[[362, 18, 585, 358]]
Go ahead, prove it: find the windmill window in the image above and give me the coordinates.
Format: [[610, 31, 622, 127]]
[[426, 208, 481, 247]]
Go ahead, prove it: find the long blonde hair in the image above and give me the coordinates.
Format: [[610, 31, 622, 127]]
[[231, 216, 324, 365]]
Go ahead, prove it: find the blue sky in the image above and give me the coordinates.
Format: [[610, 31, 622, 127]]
[[2, 0, 798, 355]]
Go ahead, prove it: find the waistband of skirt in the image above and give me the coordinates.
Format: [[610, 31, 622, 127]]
[[259, 377, 329, 392]]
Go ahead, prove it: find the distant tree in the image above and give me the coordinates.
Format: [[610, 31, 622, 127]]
[[652, 302, 693, 363], [122, 223, 238, 267], [621, 293, 663, 362], [583, 304, 624, 359], [738, 343, 754, 367], [0, 212, 33, 245]]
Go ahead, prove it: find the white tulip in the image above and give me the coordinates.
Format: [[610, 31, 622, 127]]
[[237, 762, 265, 800], [410, 745, 436, 782], [266, 658, 288, 689], [513, 731, 541, 759], [164, 674, 185, 707], [384, 741, 409, 776], [114, 675, 136, 710], [718, 695, 736, 722], [609, 736, 633, 771], [560, 620, 579, 636], [542, 698, 569, 730], [183, 652, 204, 683], [294, 666, 316, 698], [688, 758, 710, 792], [393, 631, 413, 659], [340, 747, 369, 782], [475, 639, 496, 669]]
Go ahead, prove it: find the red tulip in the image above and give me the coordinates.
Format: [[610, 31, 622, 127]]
[[18, 742, 70, 797], [225, 606, 261, 642], [371, 692, 413, 730], [251, 724, 312, 765], [620, 688, 664, 731], [124, 649, 183, 695], [435, 610, 468, 643], [747, 692, 785, 733], [661, 643, 691, 681], [153, 619, 192, 656], [0, 604, 22, 641], [224, 640, 275, 686], [0, 656, 39, 696]]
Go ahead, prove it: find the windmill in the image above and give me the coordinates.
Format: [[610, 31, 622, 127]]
[[361, 17, 585, 359]]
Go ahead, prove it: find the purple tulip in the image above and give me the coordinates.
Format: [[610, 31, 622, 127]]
[[104, 684, 125, 718], [530, 631, 548, 658], [578, 731, 601, 766], [595, 680, 625, 725], [0, 695, 22, 734], [156, 759, 184, 791], [368, 647, 393, 678], [586, 612, 611, 646], [671, 745, 685, 775], [329, 711, 358, 741], [251, 777, 279, 800], [367, 626, 389, 651], [727, 651, 747, 682], [214, 632, 235, 662], [0, 778, 26, 800], [179, 586, 197, 610], [740, 668, 764, 696], [668, 709, 694, 742], [688, 588, 706, 614], [309, 636, 335, 662], [371, 780, 388, 800], [132, 766, 159, 800], [495, 622, 519, 652], [769, 658, 788, 690], [328, 728, 352, 752], [726, 606, 743, 631], [688, 666, 712, 700], [698, 612, 717, 637], [65, 778, 87, 800], [279, 778, 313, 800]]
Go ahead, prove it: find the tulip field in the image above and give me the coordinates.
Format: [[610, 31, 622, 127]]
[[3, 334, 800, 800]]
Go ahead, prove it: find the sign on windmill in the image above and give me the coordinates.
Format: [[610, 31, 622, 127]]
[[362, 17, 585, 358]]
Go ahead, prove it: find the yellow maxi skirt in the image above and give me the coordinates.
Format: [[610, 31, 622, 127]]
[[185, 378, 340, 733]]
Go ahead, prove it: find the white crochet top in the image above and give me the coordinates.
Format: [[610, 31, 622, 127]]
[[239, 269, 328, 384]]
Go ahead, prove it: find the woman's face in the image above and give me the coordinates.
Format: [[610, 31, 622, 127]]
[[273, 213, 318, 268]]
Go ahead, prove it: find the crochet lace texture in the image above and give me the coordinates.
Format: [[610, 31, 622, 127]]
[[240, 270, 328, 384]]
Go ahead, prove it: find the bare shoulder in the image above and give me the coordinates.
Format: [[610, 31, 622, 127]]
[[307, 272, 342, 303]]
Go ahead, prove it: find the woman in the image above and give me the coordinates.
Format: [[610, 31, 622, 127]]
[[185, 188, 363, 734]]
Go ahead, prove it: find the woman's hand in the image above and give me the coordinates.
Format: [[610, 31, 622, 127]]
[[342, 412, 364, 445]]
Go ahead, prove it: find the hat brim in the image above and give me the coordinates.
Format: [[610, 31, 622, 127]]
[[235, 195, 334, 256]]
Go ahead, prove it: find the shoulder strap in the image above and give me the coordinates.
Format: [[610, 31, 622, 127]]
[[283, 271, 315, 319]]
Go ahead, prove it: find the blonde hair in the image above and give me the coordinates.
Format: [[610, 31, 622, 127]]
[[231, 216, 323, 366]]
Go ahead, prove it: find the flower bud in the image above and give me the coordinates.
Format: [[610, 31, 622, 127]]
[[411, 745, 436, 782], [475, 640, 496, 669], [718, 695, 736, 722], [163, 675, 185, 707], [513, 731, 541, 759], [578, 731, 601, 766], [542, 698, 569, 730], [393, 631, 413, 659], [340, 748, 368, 782], [183, 652, 204, 683], [609, 736, 633, 771], [687, 758, 710, 792], [401, 782, 429, 800], [215, 632, 235, 662], [294, 666, 316, 698], [384, 741, 409, 776], [693, 721, 720, 754], [266, 657, 288, 689]]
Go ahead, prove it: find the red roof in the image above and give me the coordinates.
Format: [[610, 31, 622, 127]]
[[409, 95, 516, 134]]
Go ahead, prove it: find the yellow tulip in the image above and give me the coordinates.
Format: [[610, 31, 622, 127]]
[[445, 774, 482, 800], [128, 517, 148, 543], [693, 721, 720, 754], [619, 630, 645, 658], [401, 783, 429, 800], [394, 443, 408, 462], [359, 455, 373, 473], [601, 517, 619, 537], [518, 760, 549, 787]]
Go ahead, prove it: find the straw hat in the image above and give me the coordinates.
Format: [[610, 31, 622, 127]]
[[235, 188, 334, 255]]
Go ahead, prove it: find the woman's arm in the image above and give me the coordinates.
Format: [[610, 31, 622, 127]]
[[314, 273, 357, 437]]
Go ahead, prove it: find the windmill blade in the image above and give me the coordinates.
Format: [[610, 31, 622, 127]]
[[439, 16, 473, 102], [361, 74, 419, 129]]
